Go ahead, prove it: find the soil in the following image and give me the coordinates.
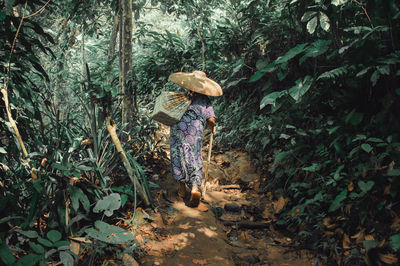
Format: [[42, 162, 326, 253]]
[[131, 127, 315, 266]]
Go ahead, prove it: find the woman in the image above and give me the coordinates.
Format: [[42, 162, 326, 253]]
[[169, 71, 222, 207]]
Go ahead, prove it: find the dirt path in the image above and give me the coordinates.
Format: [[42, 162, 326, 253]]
[[134, 129, 314, 265]]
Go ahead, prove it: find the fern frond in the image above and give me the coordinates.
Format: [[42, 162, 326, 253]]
[[317, 66, 348, 80]]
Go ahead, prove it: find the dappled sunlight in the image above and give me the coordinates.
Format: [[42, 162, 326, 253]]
[[197, 226, 218, 238]]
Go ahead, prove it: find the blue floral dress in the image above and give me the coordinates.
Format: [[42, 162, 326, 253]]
[[170, 94, 215, 188]]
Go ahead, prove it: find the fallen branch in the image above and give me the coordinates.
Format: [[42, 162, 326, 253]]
[[220, 184, 241, 190], [222, 220, 270, 229], [106, 116, 151, 206]]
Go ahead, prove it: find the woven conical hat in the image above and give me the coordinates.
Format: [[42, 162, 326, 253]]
[[169, 70, 223, 97]]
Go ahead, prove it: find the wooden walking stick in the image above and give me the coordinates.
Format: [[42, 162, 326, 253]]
[[203, 132, 213, 197]]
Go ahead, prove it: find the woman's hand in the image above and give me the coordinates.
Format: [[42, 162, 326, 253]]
[[207, 117, 216, 133]]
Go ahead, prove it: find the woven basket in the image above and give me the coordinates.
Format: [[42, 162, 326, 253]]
[[152, 92, 191, 126]]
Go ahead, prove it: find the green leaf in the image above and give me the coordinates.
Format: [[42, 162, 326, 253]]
[[345, 109, 363, 126], [0, 147, 6, 154], [0, 11, 6, 22], [317, 66, 348, 80], [53, 241, 70, 248], [361, 143, 372, 153], [352, 134, 366, 142], [302, 163, 321, 172], [16, 254, 42, 266], [273, 150, 292, 172], [47, 230, 62, 243], [387, 169, 400, 177], [75, 165, 92, 171], [363, 240, 378, 252], [16, 230, 38, 238], [299, 39, 331, 64], [288, 76, 313, 101], [367, 138, 384, 143], [395, 88, 400, 95], [260, 91, 286, 109], [29, 242, 45, 254], [332, 0, 348, 6], [85, 220, 134, 244], [328, 126, 341, 135], [0, 243, 15, 265], [249, 70, 267, 82], [329, 188, 347, 212], [93, 193, 121, 217], [275, 43, 308, 64], [307, 16, 318, 34], [59, 251, 74, 266], [389, 234, 400, 251], [319, 12, 330, 31], [69, 186, 90, 212], [301, 11, 317, 22], [37, 237, 53, 248], [371, 70, 380, 86], [358, 180, 374, 193], [51, 163, 68, 171]]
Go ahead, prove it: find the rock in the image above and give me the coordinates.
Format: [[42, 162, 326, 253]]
[[224, 203, 241, 213]]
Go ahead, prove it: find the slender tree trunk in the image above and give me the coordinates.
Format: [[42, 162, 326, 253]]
[[120, 0, 134, 127], [103, 2, 150, 206], [80, 25, 85, 93], [108, 11, 120, 62]]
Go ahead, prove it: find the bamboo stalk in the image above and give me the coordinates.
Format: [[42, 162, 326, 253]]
[[1, 85, 37, 180], [106, 116, 150, 206]]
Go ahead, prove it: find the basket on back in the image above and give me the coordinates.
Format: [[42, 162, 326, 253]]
[[151, 92, 191, 126]]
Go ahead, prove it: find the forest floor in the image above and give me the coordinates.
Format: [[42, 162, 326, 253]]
[[128, 127, 316, 265]]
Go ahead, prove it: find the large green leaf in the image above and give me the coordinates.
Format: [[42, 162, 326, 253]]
[[260, 91, 287, 110], [16, 230, 38, 239], [93, 193, 121, 217], [300, 39, 331, 64], [29, 242, 45, 254], [0, 243, 15, 265], [275, 43, 308, 64], [16, 254, 43, 266], [47, 230, 62, 243], [85, 220, 134, 244], [288, 76, 313, 101], [59, 251, 74, 266], [69, 186, 90, 212], [329, 189, 347, 212], [37, 237, 53, 248]]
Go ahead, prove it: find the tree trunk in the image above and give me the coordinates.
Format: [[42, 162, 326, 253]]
[[80, 25, 85, 93], [120, 0, 134, 127], [108, 11, 120, 63]]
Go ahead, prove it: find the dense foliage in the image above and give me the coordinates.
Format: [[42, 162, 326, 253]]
[[1, 0, 399, 264]]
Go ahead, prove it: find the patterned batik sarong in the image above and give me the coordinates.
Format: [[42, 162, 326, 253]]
[[169, 94, 215, 188]]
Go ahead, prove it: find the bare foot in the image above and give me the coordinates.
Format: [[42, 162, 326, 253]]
[[189, 186, 201, 207]]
